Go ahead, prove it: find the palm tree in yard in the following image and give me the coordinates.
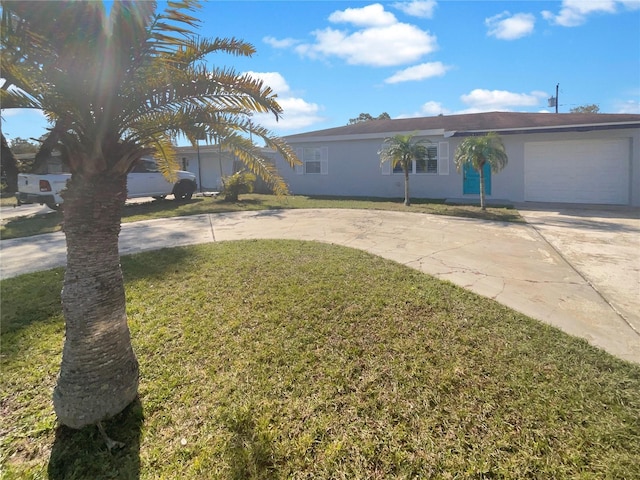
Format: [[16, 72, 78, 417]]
[[453, 132, 508, 210], [379, 133, 431, 206], [0, 0, 298, 431]]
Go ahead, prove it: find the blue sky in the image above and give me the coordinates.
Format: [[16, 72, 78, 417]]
[[2, 0, 639, 146]]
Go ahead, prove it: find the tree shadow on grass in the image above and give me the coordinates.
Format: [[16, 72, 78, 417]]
[[223, 405, 278, 480], [48, 397, 144, 480], [120, 246, 193, 283], [0, 210, 63, 239], [122, 197, 204, 216]]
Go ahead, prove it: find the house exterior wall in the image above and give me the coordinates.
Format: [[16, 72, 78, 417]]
[[282, 137, 461, 199], [275, 127, 640, 206], [632, 128, 640, 206], [175, 146, 236, 192]]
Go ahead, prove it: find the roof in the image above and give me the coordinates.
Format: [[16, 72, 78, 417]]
[[284, 111, 640, 140]]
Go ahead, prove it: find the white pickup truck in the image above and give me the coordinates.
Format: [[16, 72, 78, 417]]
[[16, 158, 198, 210]]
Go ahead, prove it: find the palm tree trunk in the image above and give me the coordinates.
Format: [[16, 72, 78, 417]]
[[479, 167, 486, 210], [53, 172, 139, 429], [404, 169, 410, 206]]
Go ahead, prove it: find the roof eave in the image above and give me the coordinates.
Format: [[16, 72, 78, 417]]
[[451, 122, 640, 137], [285, 128, 446, 144]]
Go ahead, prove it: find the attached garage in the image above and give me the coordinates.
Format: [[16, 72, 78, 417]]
[[524, 139, 630, 205]]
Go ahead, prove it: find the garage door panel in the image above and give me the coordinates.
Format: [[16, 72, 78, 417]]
[[525, 139, 629, 204]]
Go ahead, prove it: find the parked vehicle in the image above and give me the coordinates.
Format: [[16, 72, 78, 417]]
[[16, 158, 198, 210]]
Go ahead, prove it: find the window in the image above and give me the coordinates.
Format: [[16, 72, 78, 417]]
[[383, 142, 448, 176], [304, 148, 322, 174], [392, 144, 438, 174], [426, 145, 438, 173], [131, 158, 159, 173], [295, 147, 328, 175]]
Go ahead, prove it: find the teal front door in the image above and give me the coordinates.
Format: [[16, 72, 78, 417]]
[[463, 163, 491, 195]]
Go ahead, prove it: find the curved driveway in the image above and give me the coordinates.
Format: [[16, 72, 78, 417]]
[[1, 208, 639, 364]]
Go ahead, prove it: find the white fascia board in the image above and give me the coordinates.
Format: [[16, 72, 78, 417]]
[[285, 129, 446, 144], [461, 122, 640, 135]]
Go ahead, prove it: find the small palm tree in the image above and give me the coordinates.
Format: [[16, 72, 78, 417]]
[[1, 0, 299, 429], [453, 132, 508, 210], [379, 133, 431, 206]]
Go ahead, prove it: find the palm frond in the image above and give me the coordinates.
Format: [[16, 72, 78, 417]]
[[379, 133, 429, 170], [0, 86, 41, 109], [2, 0, 296, 185], [222, 133, 290, 196], [453, 132, 508, 173], [150, 136, 180, 182]]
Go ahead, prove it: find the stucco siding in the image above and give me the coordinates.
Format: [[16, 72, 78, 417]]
[[281, 137, 462, 199], [174, 116, 639, 206]]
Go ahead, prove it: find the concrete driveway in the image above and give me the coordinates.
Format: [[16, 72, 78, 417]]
[[0, 203, 53, 220], [517, 204, 640, 337], [1, 207, 639, 363]]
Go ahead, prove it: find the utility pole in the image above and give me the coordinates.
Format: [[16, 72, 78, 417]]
[[196, 139, 202, 192], [555, 83, 559, 113], [196, 129, 206, 192]]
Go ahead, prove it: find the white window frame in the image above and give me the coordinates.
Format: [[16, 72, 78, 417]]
[[387, 142, 448, 175], [295, 147, 328, 175]]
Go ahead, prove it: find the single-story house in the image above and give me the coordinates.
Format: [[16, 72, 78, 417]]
[[174, 144, 238, 192], [271, 111, 640, 206]]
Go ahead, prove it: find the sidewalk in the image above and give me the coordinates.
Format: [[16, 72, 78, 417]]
[[2, 209, 639, 363]]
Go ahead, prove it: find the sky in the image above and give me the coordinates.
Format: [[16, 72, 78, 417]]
[[2, 0, 640, 146]]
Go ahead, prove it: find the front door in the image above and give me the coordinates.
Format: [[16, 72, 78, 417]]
[[463, 163, 491, 195]]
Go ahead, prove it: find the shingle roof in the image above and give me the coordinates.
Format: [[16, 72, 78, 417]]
[[284, 111, 640, 140]]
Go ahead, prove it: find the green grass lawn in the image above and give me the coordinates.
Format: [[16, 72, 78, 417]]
[[0, 194, 523, 239], [2, 240, 639, 479]]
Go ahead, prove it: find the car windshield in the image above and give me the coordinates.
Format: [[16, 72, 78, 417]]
[[131, 159, 160, 173]]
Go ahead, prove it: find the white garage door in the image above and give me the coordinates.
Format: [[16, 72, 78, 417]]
[[524, 139, 630, 204]]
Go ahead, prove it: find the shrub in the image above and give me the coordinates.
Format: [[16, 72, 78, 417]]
[[222, 170, 256, 202]]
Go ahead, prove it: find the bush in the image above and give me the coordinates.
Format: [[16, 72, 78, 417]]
[[222, 170, 256, 202]]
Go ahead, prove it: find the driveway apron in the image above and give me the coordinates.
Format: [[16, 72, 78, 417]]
[[1, 208, 638, 364], [517, 205, 640, 337]]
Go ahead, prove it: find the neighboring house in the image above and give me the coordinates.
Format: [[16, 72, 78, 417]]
[[174, 144, 277, 193], [270, 112, 640, 206], [174, 144, 237, 192]]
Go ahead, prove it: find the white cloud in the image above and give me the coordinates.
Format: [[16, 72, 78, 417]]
[[328, 3, 397, 27], [395, 101, 450, 118], [263, 36, 299, 49], [393, 0, 437, 19], [293, 3, 438, 67], [244, 71, 291, 95], [297, 23, 437, 67], [2, 108, 28, 117], [486, 12, 535, 40], [243, 71, 325, 131], [384, 61, 451, 83], [542, 0, 639, 27], [460, 89, 548, 110], [0, 107, 46, 119], [420, 101, 450, 116], [614, 99, 640, 114]]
